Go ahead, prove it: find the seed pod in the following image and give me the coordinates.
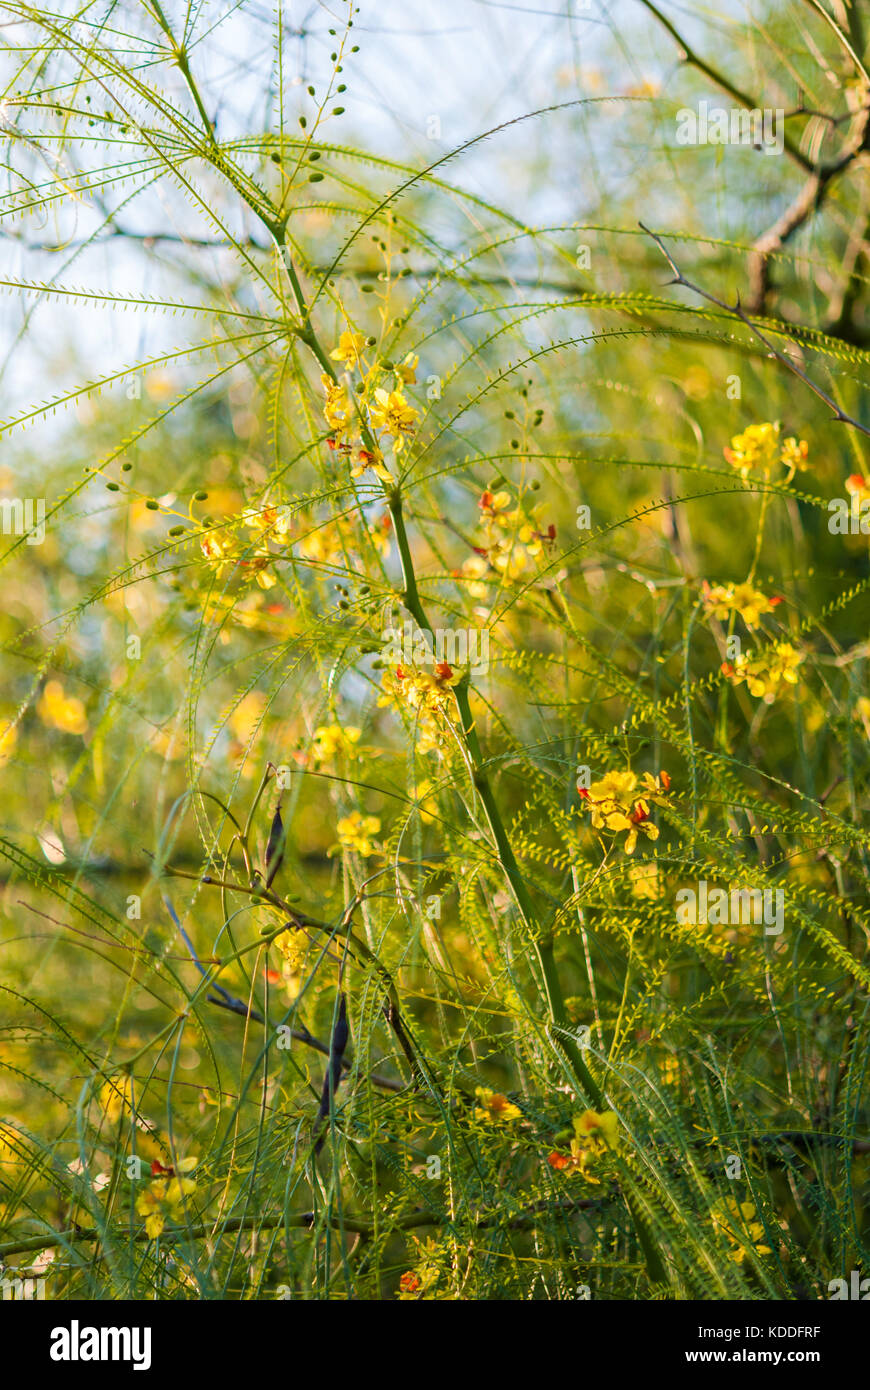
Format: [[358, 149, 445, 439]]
[[265, 805, 285, 888], [313, 993, 350, 1155]]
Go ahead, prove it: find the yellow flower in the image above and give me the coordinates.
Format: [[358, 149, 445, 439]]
[[723, 422, 807, 480], [369, 387, 418, 451], [473, 1086, 522, 1123], [135, 1156, 198, 1239], [321, 373, 353, 439], [579, 769, 672, 854], [518, 521, 547, 558], [377, 662, 459, 754], [100, 1075, 135, 1125], [780, 436, 808, 475], [573, 1109, 619, 1148], [200, 514, 285, 590], [489, 534, 529, 579], [329, 331, 367, 369], [37, 680, 88, 736], [723, 422, 781, 476], [239, 544, 278, 589], [479, 489, 513, 527], [334, 810, 381, 856], [350, 444, 391, 483], [378, 670, 443, 754], [722, 641, 803, 701], [460, 552, 489, 598], [547, 1109, 619, 1181], [312, 724, 362, 764], [274, 930, 310, 995], [200, 527, 236, 578], [474, 489, 556, 581], [243, 505, 292, 544], [394, 352, 419, 385], [711, 1196, 772, 1264], [702, 581, 783, 628]]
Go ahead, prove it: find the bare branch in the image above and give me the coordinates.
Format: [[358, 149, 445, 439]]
[[640, 222, 870, 437]]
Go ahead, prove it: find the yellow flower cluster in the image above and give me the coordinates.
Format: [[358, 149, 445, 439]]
[[369, 387, 418, 452], [200, 506, 292, 590], [377, 660, 460, 754], [722, 641, 803, 700], [333, 810, 381, 856], [702, 581, 783, 627], [723, 422, 808, 479], [461, 488, 556, 594], [273, 929, 310, 996], [135, 1157, 198, 1239], [547, 1109, 619, 1182], [320, 330, 420, 479], [100, 1075, 135, 1124], [321, 374, 353, 437], [329, 330, 367, 370], [397, 1238, 443, 1300], [579, 769, 672, 855], [312, 723, 362, 765], [37, 680, 87, 735], [473, 1086, 522, 1123], [711, 1197, 772, 1265]]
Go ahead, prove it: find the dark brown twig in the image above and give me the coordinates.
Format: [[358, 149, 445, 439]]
[[747, 100, 870, 314], [640, 222, 870, 437]]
